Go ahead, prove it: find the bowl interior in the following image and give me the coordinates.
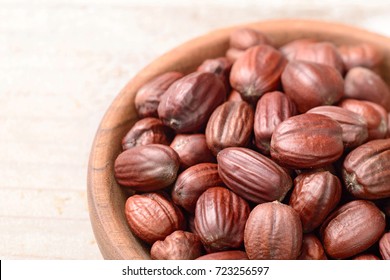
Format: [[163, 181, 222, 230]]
[[87, 19, 390, 260]]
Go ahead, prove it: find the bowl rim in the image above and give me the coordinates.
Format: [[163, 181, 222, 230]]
[[87, 18, 390, 260]]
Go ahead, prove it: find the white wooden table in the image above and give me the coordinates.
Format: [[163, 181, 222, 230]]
[[1, 0, 389, 259]]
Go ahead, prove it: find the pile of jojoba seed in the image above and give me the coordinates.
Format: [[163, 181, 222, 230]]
[[113, 27, 390, 260]]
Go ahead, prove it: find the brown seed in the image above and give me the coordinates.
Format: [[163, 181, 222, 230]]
[[170, 134, 216, 170], [114, 144, 180, 191], [121, 117, 174, 150], [343, 138, 390, 199], [338, 98, 388, 140], [217, 147, 292, 204], [125, 192, 186, 244], [229, 44, 286, 104], [307, 105, 368, 149], [289, 171, 342, 233], [194, 187, 250, 252], [338, 43, 383, 72], [205, 100, 254, 155], [320, 200, 386, 259], [281, 60, 344, 113], [197, 56, 232, 92], [344, 67, 390, 111], [297, 234, 327, 260], [135, 71, 184, 118], [379, 232, 390, 260], [254, 91, 297, 154], [270, 113, 344, 169], [158, 72, 226, 133], [280, 38, 318, 58], [229, 27, 272, 50], [150, 230, 204, 260], [171, 163, 223, 213], [244, 201, 303, 260], [282, 41, 344, 73]]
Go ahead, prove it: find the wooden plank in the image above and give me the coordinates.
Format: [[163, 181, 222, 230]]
[[0, 163, 88, 191], [0, 188, 90, 220], [0, 217, 103, 259]]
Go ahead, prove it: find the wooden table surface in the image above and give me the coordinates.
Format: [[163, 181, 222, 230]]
[[1, 0, 389, 260]]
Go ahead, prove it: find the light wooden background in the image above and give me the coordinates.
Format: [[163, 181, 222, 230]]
[[1, 0, 389, 259]]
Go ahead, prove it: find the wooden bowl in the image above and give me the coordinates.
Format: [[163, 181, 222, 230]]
[[87, 19, 390, 259]]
